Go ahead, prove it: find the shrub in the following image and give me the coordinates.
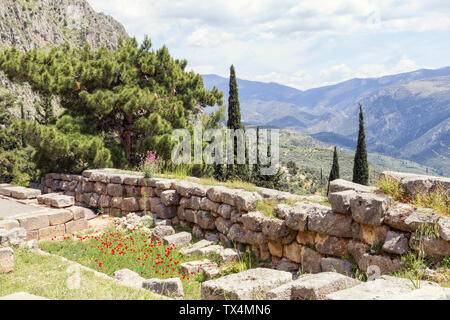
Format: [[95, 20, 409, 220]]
[[137, 150, 163, 178], [412, 185, 449, 217], [376, 176, 404, 201]]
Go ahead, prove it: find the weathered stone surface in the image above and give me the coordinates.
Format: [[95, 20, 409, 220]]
[[315, 234, 348, 257], [179, 239, 217, 256], [155, 202, 178, 220], [205, 186, 228, 203], [162, 232, 192, 247], [329, 179, 376, 194], [17, 214, 49, 231], [320, 258, 352, 276], [174, 181, 208, 197], [385, 203, 439, 232], [390, 286, 450, 300], [289, 272, 360, 300], [38, 224, 65, 239], [283, 242, 303, 263], [106, 183, 123, 197], [274, 204, 292, 219], [94, 182, 107, 195], [143, 278, 184, 299], [114, 268, 144, 288], [300, 247, 322, 273], [98, 195, 111, 208], [348, 240, 369, 264], [244, 230, 265, 245], [350, 193, 392, 226], [308, 208, 352, 238], [160, 190, 180, 207], [196, 211, 216, 230], [357, 253, 403, 275], [382, 231, 409, 255], [154, 178, 176, 190], [0, 228, 27, 245], [275, 258, 299, 272], [38, 193, 74, 208], [284, 202, 312, 231], [221, 188, 239, 207], [217, 204, 233, 219], [65, 219, 88, 234], [121, 198, 139, 212], [353, 223, 389, 245], [47, 209, 73, 226], [227, 223, 246, 243], [201, 268, 292, 300], [409, 235, 450, 258], [89, 193, 100, 207], [262, 218, 296, 244], [328, 190, 356, 214], [200, 197, 220, 212], [180, 259, 218, 277], [0, 247, 14, 273], [234, 191, 258, 212], [151, 225, 175, 240], [438, 217, 450, 241], [10, 187, 41, 200], [268, 241, 283, 257], [214, 217, 233, 234], [326, 275, 441, 300], [0, 220, 19, 230], [296, 231, 316, 245]]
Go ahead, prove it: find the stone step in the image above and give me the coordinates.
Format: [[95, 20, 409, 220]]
[[37, 193, 74, 208], [0, 185, 41, 199], [326, 275, 444, 300], [266, 272, 360, 300], [201, 268, 292, 300]]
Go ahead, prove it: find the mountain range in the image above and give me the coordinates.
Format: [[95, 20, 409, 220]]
[[203, 68, 450, 176]]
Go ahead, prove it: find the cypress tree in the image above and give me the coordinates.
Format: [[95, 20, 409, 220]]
[[352, 104, 369, 185], [327, 146, 340, 195], [226, 65, 248, 181]]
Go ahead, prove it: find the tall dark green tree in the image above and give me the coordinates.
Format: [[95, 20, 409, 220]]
[[35, 96, 56, 126], [0, 38, 223, 166], [327, 146, 340, 195], [352, 104, 369, 185], [226, 65, 248, 181]]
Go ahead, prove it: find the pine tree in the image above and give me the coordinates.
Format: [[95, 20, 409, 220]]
[[353, 104, 369, 185], [327, 146, 340, 195], [226, 65, 248, 181], [0, 38, 223, 166], [35, 95, 56, 126]]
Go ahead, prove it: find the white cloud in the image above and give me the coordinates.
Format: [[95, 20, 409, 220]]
[[88, 0, 450, 89]]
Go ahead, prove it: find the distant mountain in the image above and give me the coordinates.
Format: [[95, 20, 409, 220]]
[[203, 67, 450, 176]]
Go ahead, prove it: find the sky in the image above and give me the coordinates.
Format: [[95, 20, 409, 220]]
[[88, 0, 450, 90]]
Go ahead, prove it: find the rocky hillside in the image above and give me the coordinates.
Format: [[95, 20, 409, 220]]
[[0, 0, 129, 118]]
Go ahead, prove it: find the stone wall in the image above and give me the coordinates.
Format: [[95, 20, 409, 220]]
[[41, 169, 450, 275]]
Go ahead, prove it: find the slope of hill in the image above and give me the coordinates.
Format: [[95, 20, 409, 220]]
[[203, 69, 450, 176], [0, 0, 129, 118]]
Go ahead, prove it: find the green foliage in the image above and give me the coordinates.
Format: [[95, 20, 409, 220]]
[[12, 119, 112, 175], [353, 104, 369, 185], [327, 146, 340, 195], [376, 176, 404, 201], [412, 185, 449, 217], [0, 147, 36, 186], [34, 95, 56, 125], [0, 38, 223, 166]]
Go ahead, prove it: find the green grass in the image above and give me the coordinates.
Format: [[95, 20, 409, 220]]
[[0, 248, 161, 300], [39, 228, 209, 299], [376, 176, 404, 201], [377, 177, 449, 217]]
